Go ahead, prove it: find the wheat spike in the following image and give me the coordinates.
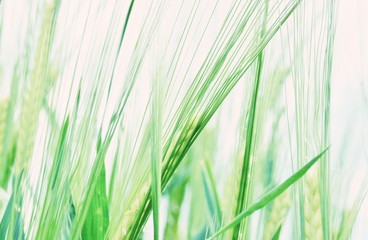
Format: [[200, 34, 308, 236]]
[[110, 182, 150, 240], [304, 164, 323, 240], [263, 190, 292, 240], [112, 117, 199, 239], [15, 1, 55, 174]]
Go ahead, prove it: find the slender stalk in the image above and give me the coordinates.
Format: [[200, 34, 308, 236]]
[[232, 2, 268, 238]]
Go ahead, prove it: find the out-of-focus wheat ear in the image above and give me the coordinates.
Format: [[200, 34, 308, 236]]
[[0, 99, 7, 147], [164, 178, 187, 240], [0, 99, 16, 189], [14, 0, 56, 175], [263, 190, 292, 240], [304, 164, 323, 240], [118, 118, 197, 240], [112, 182, 150, 240], [8, 2, 57, 237], [122, 116, 200, 240], [335, 178, 368, 240], [158, 115, 201, 199], [0, 99, 8, 186], [208, 148, 329, 240]]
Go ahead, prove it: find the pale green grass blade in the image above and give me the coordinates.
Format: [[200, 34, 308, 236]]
[[336, 181, 368, 240], [163, 175, 187, 239], [151, 64, 163, 240], [108, 144, 120, 206], [319, 2, 337, 238], [188, 151, 208, 239], [207, 147, 329, 239], [201, 159, 222, 228], [336, 210, 357, 240], [50, 117, 69, 189]]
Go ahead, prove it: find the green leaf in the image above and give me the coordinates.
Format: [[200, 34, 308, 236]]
[[207, 147, 329, 239], [201, 160, 222, 227], [81, 133, 109, 240], [271, 224, 282, 240], [0, 193, 13, 238], [51, 116, 69, 189], [0, 65, 20, 188], [151, 64, 163, 240], [1, 174, 25, 240], [0, 138, 16, 188], [163, 177, 187, 239], [232, 2, 268, 238]]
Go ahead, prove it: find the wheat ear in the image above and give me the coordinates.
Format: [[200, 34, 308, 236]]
[[304, 164, 323, 240], [263, 190, 292, 240]]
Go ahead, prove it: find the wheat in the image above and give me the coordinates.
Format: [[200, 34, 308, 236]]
[[263, 190, 292, 240], [111, 182, 150, 240], [304, 165, 323, 240], [162, 116, 199, 186], [15, 1, 56, 174]]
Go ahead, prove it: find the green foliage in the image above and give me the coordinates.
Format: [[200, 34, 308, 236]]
[[81, 134, 109, 240], [271, 225, 282, 240], [208, 148, 329, 239], [1, 0, 365, 239]]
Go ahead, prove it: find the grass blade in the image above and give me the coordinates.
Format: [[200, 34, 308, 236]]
[[151, 64, 163, 240], [81, 133, 109, 240], [2, 172, 24, 240], [201, 160, 222, 227], [262, 191, 291, 240], [163, 176, 187, 239], [0, 193, 13, 238], [271, 224, 282, 240], [232, 3, 268, 238], [34, 116, 71, 239], [207, 147, 329, 239]]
